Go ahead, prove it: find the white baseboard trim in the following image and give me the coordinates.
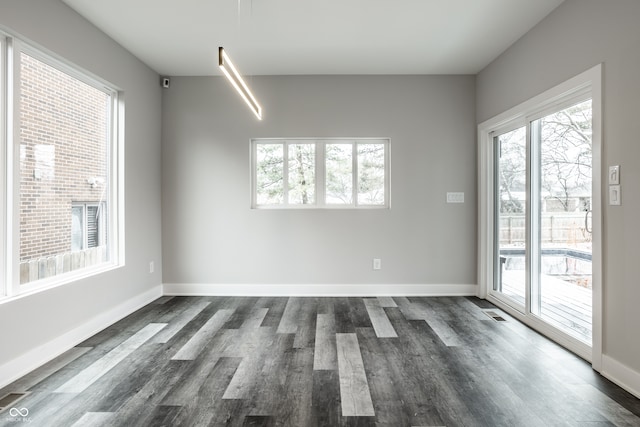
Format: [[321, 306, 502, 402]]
[[162, 283, 477, 297], [0, 285, 162, 390], [601, 355, 640, 399]]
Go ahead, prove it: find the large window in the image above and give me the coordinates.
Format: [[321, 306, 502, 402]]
[[252, 139, 389, 208], [1, 30, 121, 297]]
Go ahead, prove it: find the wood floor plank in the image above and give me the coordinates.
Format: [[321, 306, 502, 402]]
[[276, 297, 302, 334], [248, 332, 295, 416], [55, 323, 166, 394], [152, 296, 174, 305], [363, 298, 398, 338], [69, 412, 114, 427], [223, 297, 261, 329], [162, 329, 238, 406], [424, 318, 463, 347], [221, 357, 256, 399], [313, 313, 337, 370], [567, 384, 640, 426], [88, 342, 171, 413], [397, 297, 465, 348], [357, 326, 419, 426], [336, 333, 375, 417], [311, 369, 341, 426], [172, 357, 243, 426], [393, 296, 425, 320], [143, 405, 184, 426], [111, 360, 193, 424], [243, 415, 275, 426], [333, 298, 356, 333], [293, 298, 317, 349], [152, 299, 210, 344], [278, 347, 315, 426], [220, 327, 278, 400], [258, 297, 288, 328], [377, 296, 398, 308], [171, 309, 234, 360], [241, 307, 269, 329], [347, 297, 374, 330]]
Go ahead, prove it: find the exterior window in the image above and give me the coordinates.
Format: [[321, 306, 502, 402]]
[[252, 139, 389, 208], [71, 203, 106, 252], [0, 32, 122, 295], [17, 50, 117, 286]]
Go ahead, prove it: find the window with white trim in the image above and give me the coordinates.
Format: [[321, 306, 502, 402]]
[[0, 29, 122, 296], [252, 139, 390, 208]]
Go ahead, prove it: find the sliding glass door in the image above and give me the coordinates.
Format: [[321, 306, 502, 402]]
[[492, 99, 593, 346]]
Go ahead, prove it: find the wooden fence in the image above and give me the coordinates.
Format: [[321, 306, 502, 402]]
[[499, 213, 591, 245], [20, 246, 107, 284]]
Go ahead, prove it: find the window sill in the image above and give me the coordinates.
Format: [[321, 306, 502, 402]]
[[0, 261, 124, 305]]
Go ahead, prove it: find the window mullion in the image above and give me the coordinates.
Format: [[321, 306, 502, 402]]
[[282, 142, 289, 205], [385, 141, 390, 207], [352, 142, 358, 207], [250, 141, 257, 208], [317, 141, 325, 207]]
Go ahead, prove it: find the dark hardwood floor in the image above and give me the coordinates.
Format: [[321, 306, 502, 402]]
[[1, 296, 639, 426]]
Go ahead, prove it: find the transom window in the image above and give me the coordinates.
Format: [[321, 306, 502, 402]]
[[251, 139, 390, 208]]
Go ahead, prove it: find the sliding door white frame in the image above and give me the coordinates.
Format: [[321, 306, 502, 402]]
[[477, 64, 602, 369]]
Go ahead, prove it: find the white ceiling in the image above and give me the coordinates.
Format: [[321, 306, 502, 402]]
[[62, 0, 564, 76]]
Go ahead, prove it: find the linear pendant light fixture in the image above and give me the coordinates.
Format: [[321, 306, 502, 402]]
[[218, 47, 262, 120]]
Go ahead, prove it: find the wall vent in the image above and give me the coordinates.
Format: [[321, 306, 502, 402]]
[[484, 310, 507, 322]]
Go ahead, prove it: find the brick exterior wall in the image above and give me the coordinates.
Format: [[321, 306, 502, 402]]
[[19, 52, 109, 262]]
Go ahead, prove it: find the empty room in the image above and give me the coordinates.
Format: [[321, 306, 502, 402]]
[[0, 0, 639, 425]]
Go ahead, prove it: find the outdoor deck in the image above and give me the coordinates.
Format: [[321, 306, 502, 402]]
[[500, 270, 592, 344]]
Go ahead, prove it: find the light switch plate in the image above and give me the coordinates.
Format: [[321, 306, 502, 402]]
[[609, 165, 620, 185], [609, 185, 621, 205], [446, 192, 464, 203]]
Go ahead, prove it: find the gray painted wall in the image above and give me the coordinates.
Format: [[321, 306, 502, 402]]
[[476, 0, 640, 375], [162, 75, 476, 287], [0, 0, 162, 369]]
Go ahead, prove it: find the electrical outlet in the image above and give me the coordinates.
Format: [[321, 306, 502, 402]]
[[149, 261, 155, 274], [373, 258, 381, 270]]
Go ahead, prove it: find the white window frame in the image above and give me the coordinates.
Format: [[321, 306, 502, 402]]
[[251, 138, 390, 209], [477, 64, 602, 369], [0, 35, 7, 299], [0, 28, 123, 300]]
